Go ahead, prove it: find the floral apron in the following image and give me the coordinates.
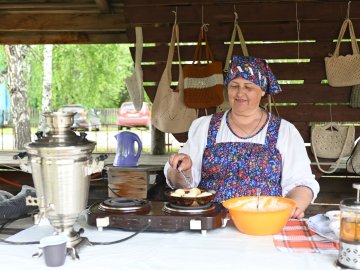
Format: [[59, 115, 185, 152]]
[[198, 112, 282, 202]]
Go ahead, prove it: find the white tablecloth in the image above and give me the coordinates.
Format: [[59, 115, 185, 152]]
[[0, 217, 338, 270]]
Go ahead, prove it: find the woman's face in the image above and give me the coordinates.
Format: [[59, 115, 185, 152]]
[[227, 77, 265, 114]]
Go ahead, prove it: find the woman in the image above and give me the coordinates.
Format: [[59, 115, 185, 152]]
[[165, 56, 319, 219]]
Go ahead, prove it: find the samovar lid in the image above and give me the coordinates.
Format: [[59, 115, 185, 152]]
[[25, 112, 96, 150], [340, 183, 360, 211]]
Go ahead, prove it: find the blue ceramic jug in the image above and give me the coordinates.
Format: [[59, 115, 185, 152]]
[[113, 131, 142, 167]]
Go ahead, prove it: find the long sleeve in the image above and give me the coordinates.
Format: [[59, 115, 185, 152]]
[[164, 111, 320, 201], [276, 121, 320, 201], [164, 116, 211, 187]]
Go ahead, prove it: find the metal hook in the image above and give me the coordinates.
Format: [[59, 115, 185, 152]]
[[347, 1, 351, 19], [201, 23, 209, 32], [201, 5, 209, 39], [172, 7, 178, 24], [201, 23, 209, 39]]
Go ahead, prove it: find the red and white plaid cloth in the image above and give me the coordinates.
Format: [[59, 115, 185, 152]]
[[273, 219, 340, 254]]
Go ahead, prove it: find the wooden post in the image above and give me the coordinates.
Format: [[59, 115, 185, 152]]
[[151, 125, 165, 155]]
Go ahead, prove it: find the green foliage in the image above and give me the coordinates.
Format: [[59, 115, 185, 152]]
[[0, 46, 7, 72], [25, 44, 134, 110], [26, 45, 44, 108]]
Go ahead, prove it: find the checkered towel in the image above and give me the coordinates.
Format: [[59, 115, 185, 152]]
[[272, 219, 340, 254]]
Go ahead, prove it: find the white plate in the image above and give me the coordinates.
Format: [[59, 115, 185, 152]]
[[324, 210, 341, 221], [306, 213, 340, 242]]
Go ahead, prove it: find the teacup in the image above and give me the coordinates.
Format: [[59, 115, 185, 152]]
[[39, 235, 67, 267]]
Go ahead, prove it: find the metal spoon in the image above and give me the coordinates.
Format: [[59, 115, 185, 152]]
[[177, 160, 191, 186], [178, 169, 192, 187], [256, 188, 261, 209]]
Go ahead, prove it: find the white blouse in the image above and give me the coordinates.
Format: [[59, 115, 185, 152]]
[[164, 111, 320, 201]]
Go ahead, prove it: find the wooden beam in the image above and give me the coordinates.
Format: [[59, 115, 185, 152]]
[[0, 3, 98, 14], [134, 41, 352, 63], [0, 3, 96, 10], [0, 32, 128, 44], [145, 84, 352, 104], [122, 0, 337, 6], [275, 85, 351, 104], [0, 14, 126, 32], [94, 0, 111, 13], [123, 2, 360, 24], [141, 62, 326, 82], [277, 105, 360, 122], [0, 2, 124, 14], [127, 21, 360, 43]]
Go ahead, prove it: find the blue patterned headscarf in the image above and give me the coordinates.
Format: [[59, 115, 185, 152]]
[[224, 56, 282, 95]]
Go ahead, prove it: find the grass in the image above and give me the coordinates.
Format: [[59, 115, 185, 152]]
[[0, 127, 14, 135]]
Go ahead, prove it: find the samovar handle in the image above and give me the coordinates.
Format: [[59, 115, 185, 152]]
[[13, 151, 32, 173], [86, 154, 108, 175]]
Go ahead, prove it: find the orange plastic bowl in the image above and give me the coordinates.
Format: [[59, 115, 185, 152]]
[[222, 196, 296, 236]]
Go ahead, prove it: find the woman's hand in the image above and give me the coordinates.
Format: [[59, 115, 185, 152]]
[[169, 153, 192, 171], [291, 207, 305, 219], [167, 153, 193, 188], [286, 186, 313, 219]]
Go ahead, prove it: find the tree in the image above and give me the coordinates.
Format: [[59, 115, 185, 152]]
[[38, 44, 53, 132], [26, 44, 134, 110], [5, 45, 31, 150]]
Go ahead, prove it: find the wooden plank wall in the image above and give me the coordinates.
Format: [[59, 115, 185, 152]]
[[0, 0, 128, 44], [123, 0, 360, 145]]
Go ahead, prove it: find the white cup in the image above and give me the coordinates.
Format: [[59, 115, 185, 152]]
[[39, 235, 67, 267], [325, 210, 341, 221]]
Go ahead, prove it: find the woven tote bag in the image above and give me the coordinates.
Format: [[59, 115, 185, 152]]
[[324, 18, 360, 87], [151, 24, 197, 134], [311, 123, 355, 173], [183, 27, 224, 109], [217, 22, 249, 113]]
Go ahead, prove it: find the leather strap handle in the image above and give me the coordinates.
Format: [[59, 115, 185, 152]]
[[333, 18, 360, 57], [165, 24, 182, 88], [224, 23, 249, 72], [192, 25, 215, 64], [134, 27, 143, 68]]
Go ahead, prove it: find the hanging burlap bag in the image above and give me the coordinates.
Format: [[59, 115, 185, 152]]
[[324, 18, 360, 87], [151, 24, 197, 134]]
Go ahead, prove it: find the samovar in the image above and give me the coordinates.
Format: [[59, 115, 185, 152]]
[[15, 112, 106, 259]]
